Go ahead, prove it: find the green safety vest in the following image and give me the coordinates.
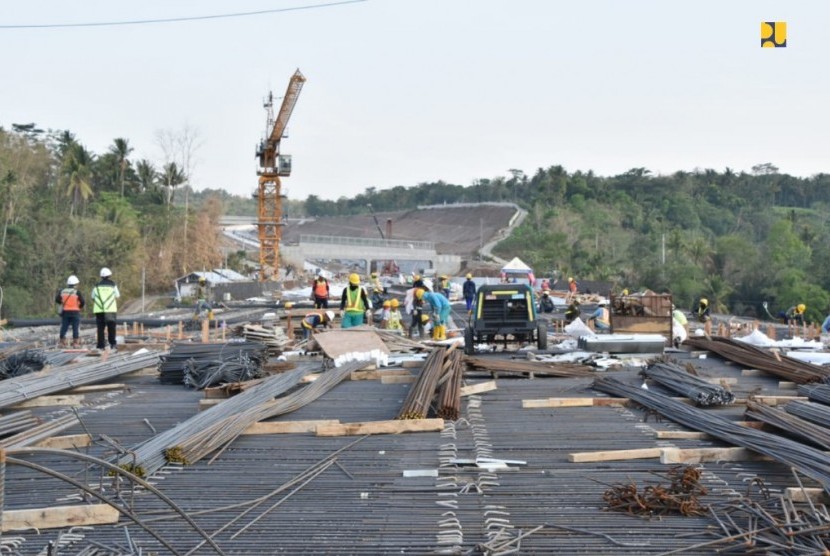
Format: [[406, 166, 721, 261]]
[[93, 284, 118, 313]]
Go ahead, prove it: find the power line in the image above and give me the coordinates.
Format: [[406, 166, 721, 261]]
[[0, 0, 367, 29]]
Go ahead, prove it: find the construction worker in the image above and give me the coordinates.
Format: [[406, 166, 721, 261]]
[[564, 299, 581, 323], [405, 287, 425, 339], [697, 298, 711, 323], [301, 310, 335, 339], [567, 277, 578, 301], [538, 290, 554, 313], [92, 267, 120, 352], [439, 275, 451, 299], [339, 273, 371, 329], [821, 311, 830, 334], [587, 301, 610, 331], [194, 276, 213, 320], [311, 274, 330, 309], [412, 274, 430, 291], [672, 304, 688, 347], [416, 288, 451, 340], [379, 300, 392, 329], [55, 275, 85, 348], [388, 298, 404, 332], [463, 273, 476, 312], [781, 303, 807, 325]]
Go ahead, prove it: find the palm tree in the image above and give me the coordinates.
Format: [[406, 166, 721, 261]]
[[160, 162, 186, 207], [109, 138, 133, 198], [63, 142, 94, 217], [135, 159, 158, 194]]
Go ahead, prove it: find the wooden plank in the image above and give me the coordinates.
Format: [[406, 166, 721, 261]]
[[702, 377, 738, 385], [350, 369, 411, 381], [459, 381, 497, 397], [66, 384, 127, 394], [13, 395, 85, 409], [785, 487, 830, 504], [523, 398, 595, 409], [655, 431, 710, 440], [778, 381, 797, 390], [35, 434, 92, 449], [316, 418, 444, 437], [125, 367, 159, 377], [741, 369, 766, 377], [525, 396, 804, 409], [243, 420, 340, 435], [199, 399, 223, 410], [2, 504, 120, 532], [381, 374, 416, 384], [402, 360, 425, 369], [660, 447, 770, 464], [569, 448, 662, 463]]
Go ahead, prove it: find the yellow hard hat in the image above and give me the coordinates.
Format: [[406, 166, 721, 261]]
[[421, 314, 431, 324], [415, 288, 425, 300], [371, 271, 378, 278], [349, 273, 360, 285], [797, 303, 806, 313], [622, 289, 629, 295], [700, 298, 708, 306], [413, 274, 421, 281], [466, 273, 472, 279], [390, 298, 399, 308], [383, 300, 391, 308], [441, 274, 448, 280]]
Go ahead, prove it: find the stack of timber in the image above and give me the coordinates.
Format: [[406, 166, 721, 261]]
[[398, 347, 446, 420], [239, 323, 289, 354], [684, 336, 830, 383], [464, 356, 594, 378]]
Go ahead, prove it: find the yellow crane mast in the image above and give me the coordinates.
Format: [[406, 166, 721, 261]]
[[255, 69, 306, 281]]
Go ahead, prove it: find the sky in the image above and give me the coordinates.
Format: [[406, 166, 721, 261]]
[[2, 1, 827, 201]]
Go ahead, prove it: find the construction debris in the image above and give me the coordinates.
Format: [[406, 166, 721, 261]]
[[602, 465, 707, 517]]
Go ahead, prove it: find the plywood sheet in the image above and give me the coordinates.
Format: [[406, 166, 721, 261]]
[[312, 329, 391, 360]]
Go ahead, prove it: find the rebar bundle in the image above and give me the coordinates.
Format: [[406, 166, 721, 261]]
[[746, 400, 830, 450], [0, 351, 162, 411], [464, 356, 594, 377], [684, 336, 830, 384], [0, 349, 48, 379], [437, 350, 463, 420], [602, 465, 707, 517], [642, 361, 735, 406], [165, 360, 367, 466], [116, 366, 310, 477], [593, 376, 830, 490], [398, 347, 446, 420], [798, 383, 830, 405], [785, 400, 830, 429], [0, 413, 79, 449], [0, 410, 39, 437], [158, 341, 268, 386], [183, 358, 263, 390]]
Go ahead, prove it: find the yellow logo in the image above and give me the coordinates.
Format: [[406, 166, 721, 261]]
[[761, 21, 786, 47]]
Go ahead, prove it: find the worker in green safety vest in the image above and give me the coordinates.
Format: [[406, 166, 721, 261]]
[[92, 267, 120, 352]]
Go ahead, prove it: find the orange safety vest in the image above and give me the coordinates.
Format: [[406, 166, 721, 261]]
[[345, 286, 365, 313], [313, 280, 329, 298], [59, 288, 82, 312]]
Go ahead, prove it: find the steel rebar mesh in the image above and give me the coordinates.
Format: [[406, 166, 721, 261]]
[[398, 347, 446, 420], [642, 360, 735, 406], [684, 336, 830, 384], [593, 376, 830, 490]]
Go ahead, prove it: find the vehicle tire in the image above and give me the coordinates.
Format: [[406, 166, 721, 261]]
[[537, 322, 548, 351], [464, 326, 475, 355]]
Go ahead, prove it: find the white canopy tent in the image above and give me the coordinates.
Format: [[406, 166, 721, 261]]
[[500, 257, 535, 284]]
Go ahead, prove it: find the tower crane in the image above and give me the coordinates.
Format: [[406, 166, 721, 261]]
[[255, 69, 306, 281]]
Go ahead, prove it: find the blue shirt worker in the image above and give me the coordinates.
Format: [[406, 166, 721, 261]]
[[587, 302, 611, 331], [462, 274, 476, 312], [416, 288, 451, 341], [340, 273, 371, 329], [92, 267, 120, 352], [822, 313, 830, 334], [302, 310, 335, 339], [538, 290, 554, 314]]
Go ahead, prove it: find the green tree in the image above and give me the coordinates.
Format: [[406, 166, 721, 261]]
[[109, 137, 134, 198], [61, 142, 94, 217]]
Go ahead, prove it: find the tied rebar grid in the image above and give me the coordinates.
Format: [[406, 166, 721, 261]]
[[0, 351, 162, 411], [398, 347, 446, 420], [643, 360, 735, 406], [746, 400, 830, 451], [166, 360, 369, 466], [116, 365, 311, 477], [593, 376, 830, 491], [684, 336, 830, 384]]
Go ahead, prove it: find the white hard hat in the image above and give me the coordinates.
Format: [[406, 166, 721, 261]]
[[325, 310, 335, 321], [67, 275, 80, 286], [100, 267, 112, 278]]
